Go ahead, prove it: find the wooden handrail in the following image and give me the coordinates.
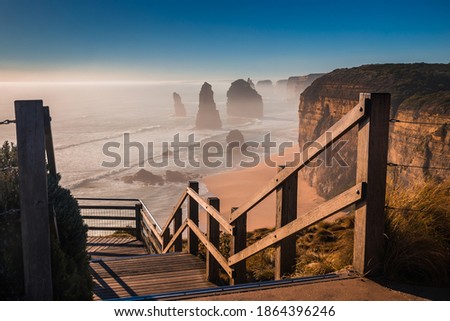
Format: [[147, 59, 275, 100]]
[[187, 219, 233, 277], [141, 210, 163, 246], [160, 189, 188, 235], [228, 182, 365, 266], [229, 101, 367, 223], [186, 187, 234, 234], [162, 219, 188, 253]]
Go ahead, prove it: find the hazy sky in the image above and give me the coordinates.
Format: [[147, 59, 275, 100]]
[[1, 0, 449, 82]]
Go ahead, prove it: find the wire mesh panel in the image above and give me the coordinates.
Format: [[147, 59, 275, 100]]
[[79, 205, 137, 237]]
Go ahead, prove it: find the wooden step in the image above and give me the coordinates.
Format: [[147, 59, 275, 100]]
[[90, 252, 215, 300]]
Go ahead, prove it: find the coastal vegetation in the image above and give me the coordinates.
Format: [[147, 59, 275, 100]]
[[0, 141, 92, 300]]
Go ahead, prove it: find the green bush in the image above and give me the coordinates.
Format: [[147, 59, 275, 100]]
[[0, 141, 92, 300]]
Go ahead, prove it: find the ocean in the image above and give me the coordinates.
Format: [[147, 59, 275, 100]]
[[0, 81, 299, 224]]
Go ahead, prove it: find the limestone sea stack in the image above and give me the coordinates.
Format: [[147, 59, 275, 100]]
[[256, 80, 274, 96], [172, 92, 186, 116], [226, 79, 264, 118], [195, 82, 222, 129]]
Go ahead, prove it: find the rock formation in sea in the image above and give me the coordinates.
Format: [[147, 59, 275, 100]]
[[226, 129, 245, 145], [275, 79, 288, 97], [286, 73, 324, 100], [256, 80, 274, 96], [172, 92, 186, 116], [122, 169, 164, 185], [297, 63, 450, 199], [247, 78, 255, 89], [195, 82, 222, 129], [226, 79, 264, 118]]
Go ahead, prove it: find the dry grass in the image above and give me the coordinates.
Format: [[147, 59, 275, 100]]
[[383, 179, 450, 285]]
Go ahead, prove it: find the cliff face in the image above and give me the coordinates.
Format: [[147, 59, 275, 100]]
[[172, 92, 186, 116], [195, 82, 222, 129], [227, 79, 264, 118], [298, 63, 450, 199], [286, 73, 325, 100], [256, 80, 273, 96]]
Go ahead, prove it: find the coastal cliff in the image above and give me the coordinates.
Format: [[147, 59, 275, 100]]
[[298, 63, 450, 198], [286, 73, 324, 100]]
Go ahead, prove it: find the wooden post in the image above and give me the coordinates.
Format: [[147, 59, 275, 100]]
[[230, 207, 247, 285], [135, 203, 143, 241], [206, 197, 220, 283], [163, 227, 171, 251], [353, 93, 390, 275], [174, 208, 183, 252], [43, 106, 57, 177], [187, 181, 199, 255], [274, 166, 298, 280], [15, 100, 53, 300]]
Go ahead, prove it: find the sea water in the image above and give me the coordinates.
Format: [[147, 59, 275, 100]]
[[0, 81, 298, 224]]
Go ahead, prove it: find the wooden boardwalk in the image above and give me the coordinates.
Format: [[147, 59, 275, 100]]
[[87, 237, 215, 300]]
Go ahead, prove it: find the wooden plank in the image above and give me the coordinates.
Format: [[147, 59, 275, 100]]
[[206, 197, 220, 284], [229, 183, 364, 266], [15, 100, 53, 300], [160, 189, 187, 235], [353, 93, 390, 275], [230, 207, 247, 285], [42, 106, 57, 177], [274, 166, 298, 280], [174, 208, 183, 252], [229, 101, 366, 223], [163, 220, 188, 253], [188, 181, 199, 255], [187, 219, 233, 277], [186, 187, 233, 234]]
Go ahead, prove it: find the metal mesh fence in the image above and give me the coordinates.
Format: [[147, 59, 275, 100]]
[[79, 206, 137, 237]]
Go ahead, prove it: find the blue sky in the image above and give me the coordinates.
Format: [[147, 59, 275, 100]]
[[1, 0, 449, 81]]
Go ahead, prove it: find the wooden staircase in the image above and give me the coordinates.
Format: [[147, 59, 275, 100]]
[[79, 93, 391, 300], [87, 237, 214, 300]]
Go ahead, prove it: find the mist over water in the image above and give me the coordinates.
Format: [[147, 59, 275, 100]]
[[0, 81, 298, 223]]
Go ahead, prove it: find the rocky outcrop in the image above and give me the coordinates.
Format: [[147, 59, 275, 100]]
[[122, 169, 164, 185], [256, 80, 273, 96], [275, 79, 288, 97], [195, 82, 222, 129], [227, 79, 263, 118], [172, 92, 186, 116], [298, 63, 450, 199], [247, 78, 255, 89], [226, 129, 245, 145], [286, 73, 324, 100]]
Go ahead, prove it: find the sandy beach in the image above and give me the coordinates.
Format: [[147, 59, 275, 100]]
[[201, 146, 325, 231]]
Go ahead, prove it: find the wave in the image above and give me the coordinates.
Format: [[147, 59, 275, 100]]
[[55, 125, 162, 151]]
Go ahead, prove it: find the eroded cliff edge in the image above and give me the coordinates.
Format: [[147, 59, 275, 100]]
[[298, 63, 450, 199]]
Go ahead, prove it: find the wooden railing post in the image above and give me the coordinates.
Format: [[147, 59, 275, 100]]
[[275, 166, 298, 280], [353, 93, 390, 275], [135, 203, 143, 241], [174, 208, 183, 252], [187, 181, 199, 255], [163, 227, 171, 251], [43, 106, 57, 177], [230, 207, 247, 285], [15, 100, 53, 300], [206, 197, 220, 283]]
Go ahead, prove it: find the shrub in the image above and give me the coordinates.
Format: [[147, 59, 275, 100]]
[[0, 141, 92, 300]]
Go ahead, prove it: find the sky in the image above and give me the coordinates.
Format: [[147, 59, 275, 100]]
[[0, 0, 449, 82]]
